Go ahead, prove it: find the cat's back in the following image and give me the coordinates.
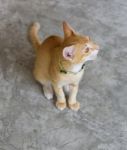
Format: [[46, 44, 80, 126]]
[[34, 35, 63, 81], [36, 35, 63, 69], [40, 35, 63, 51], [36, 35, 63, 62]]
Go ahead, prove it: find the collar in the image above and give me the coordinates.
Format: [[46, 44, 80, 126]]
[[59, 61, 85, 75]]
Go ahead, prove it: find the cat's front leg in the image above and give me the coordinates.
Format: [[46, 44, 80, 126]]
[[53, 84, 66, 110], [68, 84, 80, 111]]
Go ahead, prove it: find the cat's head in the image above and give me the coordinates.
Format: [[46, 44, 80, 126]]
[[62, 21, 100, 64]]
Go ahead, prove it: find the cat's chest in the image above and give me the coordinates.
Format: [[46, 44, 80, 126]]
[[70, 63, 83, 73], [58, 70, 84, 86]]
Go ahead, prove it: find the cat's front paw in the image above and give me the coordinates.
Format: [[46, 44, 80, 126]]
[[56, 101, 66, 110], [68, 101, 80, 111]]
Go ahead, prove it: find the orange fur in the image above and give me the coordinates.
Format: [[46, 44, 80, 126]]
[[29, 21, 99, 111]]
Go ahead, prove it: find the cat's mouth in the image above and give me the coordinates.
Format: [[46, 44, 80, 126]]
[[92, 49, 99, 59], [85, 49, 99, 62]]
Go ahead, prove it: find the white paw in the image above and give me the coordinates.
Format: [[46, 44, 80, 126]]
[[44, 92, 53, 100], [43, 85, 53, 100]]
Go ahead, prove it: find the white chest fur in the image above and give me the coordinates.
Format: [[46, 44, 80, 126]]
[[70, 63, 84, 73], [58, 70, 84, 87]]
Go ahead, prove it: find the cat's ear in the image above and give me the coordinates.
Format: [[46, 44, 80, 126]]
[[63, 45, 75, 60], [63, 21, 76, 38]]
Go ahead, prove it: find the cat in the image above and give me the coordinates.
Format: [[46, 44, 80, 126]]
[[29, 21, 99, 111]]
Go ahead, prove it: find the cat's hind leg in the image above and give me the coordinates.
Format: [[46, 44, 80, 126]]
[[43, 84, 53, 100], [33, 72, 53, 100]]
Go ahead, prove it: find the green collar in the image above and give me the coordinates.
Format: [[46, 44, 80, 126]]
[[59, 61, 85, 75]]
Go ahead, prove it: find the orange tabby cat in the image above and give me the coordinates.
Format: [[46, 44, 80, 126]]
[[29, 21, 99, 111]]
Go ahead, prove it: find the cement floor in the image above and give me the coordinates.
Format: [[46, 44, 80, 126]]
[[0, 0, 127, 149]]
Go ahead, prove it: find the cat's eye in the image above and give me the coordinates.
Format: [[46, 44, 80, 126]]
[[85, 47, 90, 53]]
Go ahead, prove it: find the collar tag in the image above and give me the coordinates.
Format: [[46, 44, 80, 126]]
[[60, 70, 67, 74]]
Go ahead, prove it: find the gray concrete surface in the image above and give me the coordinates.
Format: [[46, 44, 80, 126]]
[[0, 0, 127, 149]]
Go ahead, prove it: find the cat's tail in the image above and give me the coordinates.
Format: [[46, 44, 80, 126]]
[[29, 22, 41, 51]]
